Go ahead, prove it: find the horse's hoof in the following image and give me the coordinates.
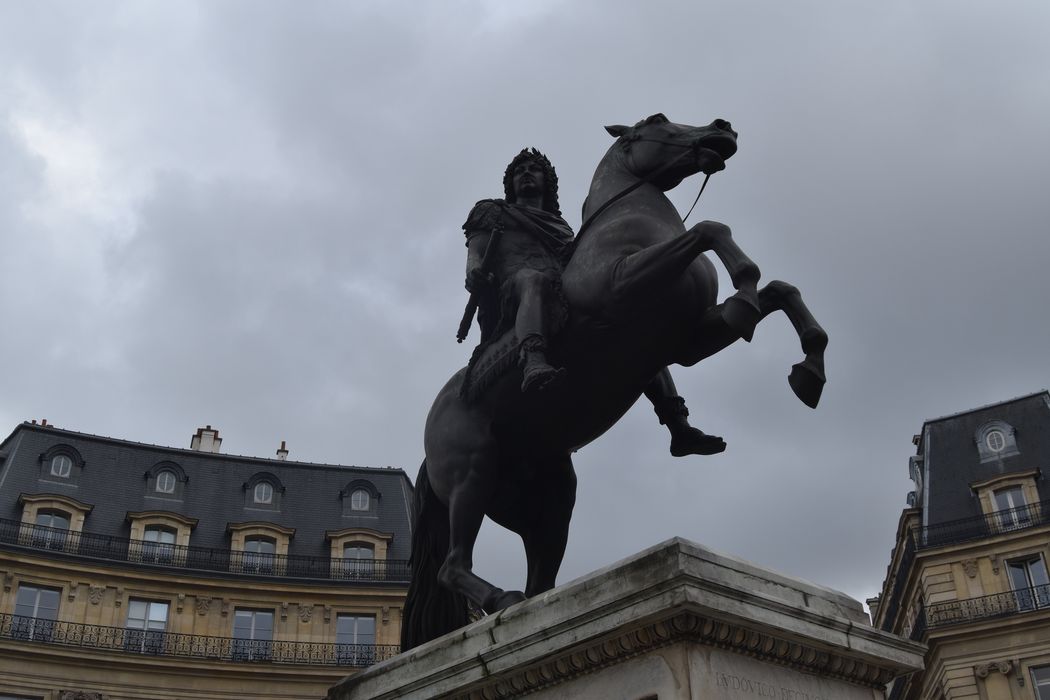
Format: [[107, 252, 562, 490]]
[[789, 359, 826, 409], [483, 589, 526, 612], [722, 293, 761, 342], [670, 428, 727, 457]]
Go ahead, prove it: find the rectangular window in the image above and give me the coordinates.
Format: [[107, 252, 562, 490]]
[[12, 584, 61, 642], [341, 543, 376, 579], [243, 538, 276, 574], [32, 511, 70, 550], [125, 599, 169, 654], [142, 526, 177, 564], [994, 486, 1031, 531], [1007, 556, 1050, 611], [1033, 666, 1050, 700], [232, 609, 273, 661], [336, 614, 376, 666]]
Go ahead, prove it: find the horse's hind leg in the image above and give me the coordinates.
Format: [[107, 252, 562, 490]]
[[689, 221, 763, 342], [757, 281, 828, 408], [436, 454, 526, 613]]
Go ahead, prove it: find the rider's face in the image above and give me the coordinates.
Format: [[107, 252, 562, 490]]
[[512, 159, 545, 201]]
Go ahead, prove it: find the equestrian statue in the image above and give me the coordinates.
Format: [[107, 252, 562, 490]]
[[402, 114, 827, 649]]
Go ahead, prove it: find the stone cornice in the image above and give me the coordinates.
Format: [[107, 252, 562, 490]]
[[452, 610, 898, 700]]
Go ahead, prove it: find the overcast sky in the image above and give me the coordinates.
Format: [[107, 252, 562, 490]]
[[2, 1, 1048, 609]]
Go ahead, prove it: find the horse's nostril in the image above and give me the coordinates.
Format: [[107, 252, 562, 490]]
[[714, 119, 731, 130]]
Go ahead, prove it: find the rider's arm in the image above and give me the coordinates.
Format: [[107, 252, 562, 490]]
[[462, 200, 500, 292]]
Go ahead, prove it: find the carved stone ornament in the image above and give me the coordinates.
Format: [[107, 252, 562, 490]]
[[990, 553, 1001, 575], [59, 692, 109, 700], [88, 585, 105, 605], [962, 559, 979, 579], [298, 605, 313, 623], [975, 660, 1013, 678], [2, 572, 12, 592], [451, 612, 896, 700], [196, 597, 212, 615], [281, 602, 289, 620]]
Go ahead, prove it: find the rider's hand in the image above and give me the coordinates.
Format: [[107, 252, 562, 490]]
[[465, 266, 494, 293]]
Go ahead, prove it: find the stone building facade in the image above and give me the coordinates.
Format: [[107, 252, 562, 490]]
[[871, 392, 1050, 699], [0, 421, 413, 700]]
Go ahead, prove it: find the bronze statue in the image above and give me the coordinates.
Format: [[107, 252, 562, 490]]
[[403, 114, 827, 648], [459, 148, 725, 455]]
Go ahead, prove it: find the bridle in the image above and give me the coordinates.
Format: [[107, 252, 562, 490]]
[[576, 135, 715, 241]]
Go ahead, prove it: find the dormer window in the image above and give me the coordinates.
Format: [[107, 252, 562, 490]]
[[50, 455, 72, 478], [156, 471, 177, 494], [340, 480, 379, 517], [254, 483, 273, 504], [975, 420, 1020, 462], [244, 472, 284, 511]]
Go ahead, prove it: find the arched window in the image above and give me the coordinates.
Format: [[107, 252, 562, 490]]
[[254, 482, 274, 504], [155, 470, 177, 494], [50, 455, 72, 478], [350, 489, 370, 511]]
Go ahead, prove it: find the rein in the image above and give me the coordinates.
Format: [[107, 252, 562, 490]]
[[576, 138, 714, 241]]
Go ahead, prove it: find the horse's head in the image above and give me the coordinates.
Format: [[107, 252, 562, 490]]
[[604, 114, 737, 190]]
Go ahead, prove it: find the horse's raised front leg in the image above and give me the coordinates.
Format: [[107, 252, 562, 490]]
[[757, 280, 828, 408], [689, 221, 762, 342], [436, 453, 526, 613]]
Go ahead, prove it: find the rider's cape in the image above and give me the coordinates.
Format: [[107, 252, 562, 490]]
[[460, 199, 575, 402]]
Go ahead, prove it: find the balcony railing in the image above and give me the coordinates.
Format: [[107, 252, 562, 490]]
[[925, 584, 1050, 628], [920, 500, 1050, 549], [0, 613, 398, 666], [0, 518, 410, 583]]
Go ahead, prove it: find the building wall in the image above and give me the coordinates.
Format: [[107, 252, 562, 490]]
[[874, 393, 1050, 700], [0, 423, 411, 700]]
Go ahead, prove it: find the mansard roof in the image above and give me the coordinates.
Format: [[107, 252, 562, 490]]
[[0, 422, 414, 560], [913, 391, 1050, 527]]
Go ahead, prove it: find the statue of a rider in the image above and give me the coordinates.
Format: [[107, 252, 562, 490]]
[[461, 147, 726, 457]]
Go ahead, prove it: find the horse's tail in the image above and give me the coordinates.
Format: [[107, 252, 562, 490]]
[[400, 459, 469, 650]]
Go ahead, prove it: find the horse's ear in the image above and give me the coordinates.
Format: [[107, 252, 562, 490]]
[[605, 124, 630, 138], [645, 113, 669, 124]]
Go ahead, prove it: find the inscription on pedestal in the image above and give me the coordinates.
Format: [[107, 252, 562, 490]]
[[715, 671, 830, 700]]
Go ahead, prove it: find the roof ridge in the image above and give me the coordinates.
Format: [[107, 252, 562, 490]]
[[13, 422, 408, 477], [922, 390, 1049, 426]]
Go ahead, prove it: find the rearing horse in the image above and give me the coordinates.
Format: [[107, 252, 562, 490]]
[[402, 114, 827, 648]]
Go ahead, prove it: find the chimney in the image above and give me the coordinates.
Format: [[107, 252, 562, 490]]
[[276, 440, 288, 461], [41, 418, 48, 427], [190, 425, 222, 453]]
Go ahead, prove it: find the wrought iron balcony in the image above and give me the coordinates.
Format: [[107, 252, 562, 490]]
[[0, 518, 410, 583], [0, 613, 399, 666], [924, 584, 1050, 628], [919, 500, 1050, 549]]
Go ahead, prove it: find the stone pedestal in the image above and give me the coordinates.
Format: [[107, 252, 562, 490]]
[[328, 538, 924, 699]]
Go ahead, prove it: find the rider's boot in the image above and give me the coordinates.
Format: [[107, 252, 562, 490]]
[[519, 334, 566, 393], [654, 396, 727, 457]]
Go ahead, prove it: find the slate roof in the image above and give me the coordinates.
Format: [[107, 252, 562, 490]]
[[0, 423, 414, 560], [915, 391, 1050, 527]]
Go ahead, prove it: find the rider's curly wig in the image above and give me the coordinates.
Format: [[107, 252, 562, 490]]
[[503, 148, 561, 216]]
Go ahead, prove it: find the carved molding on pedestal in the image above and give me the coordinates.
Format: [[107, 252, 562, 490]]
[[453, 611, 897, 700]]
